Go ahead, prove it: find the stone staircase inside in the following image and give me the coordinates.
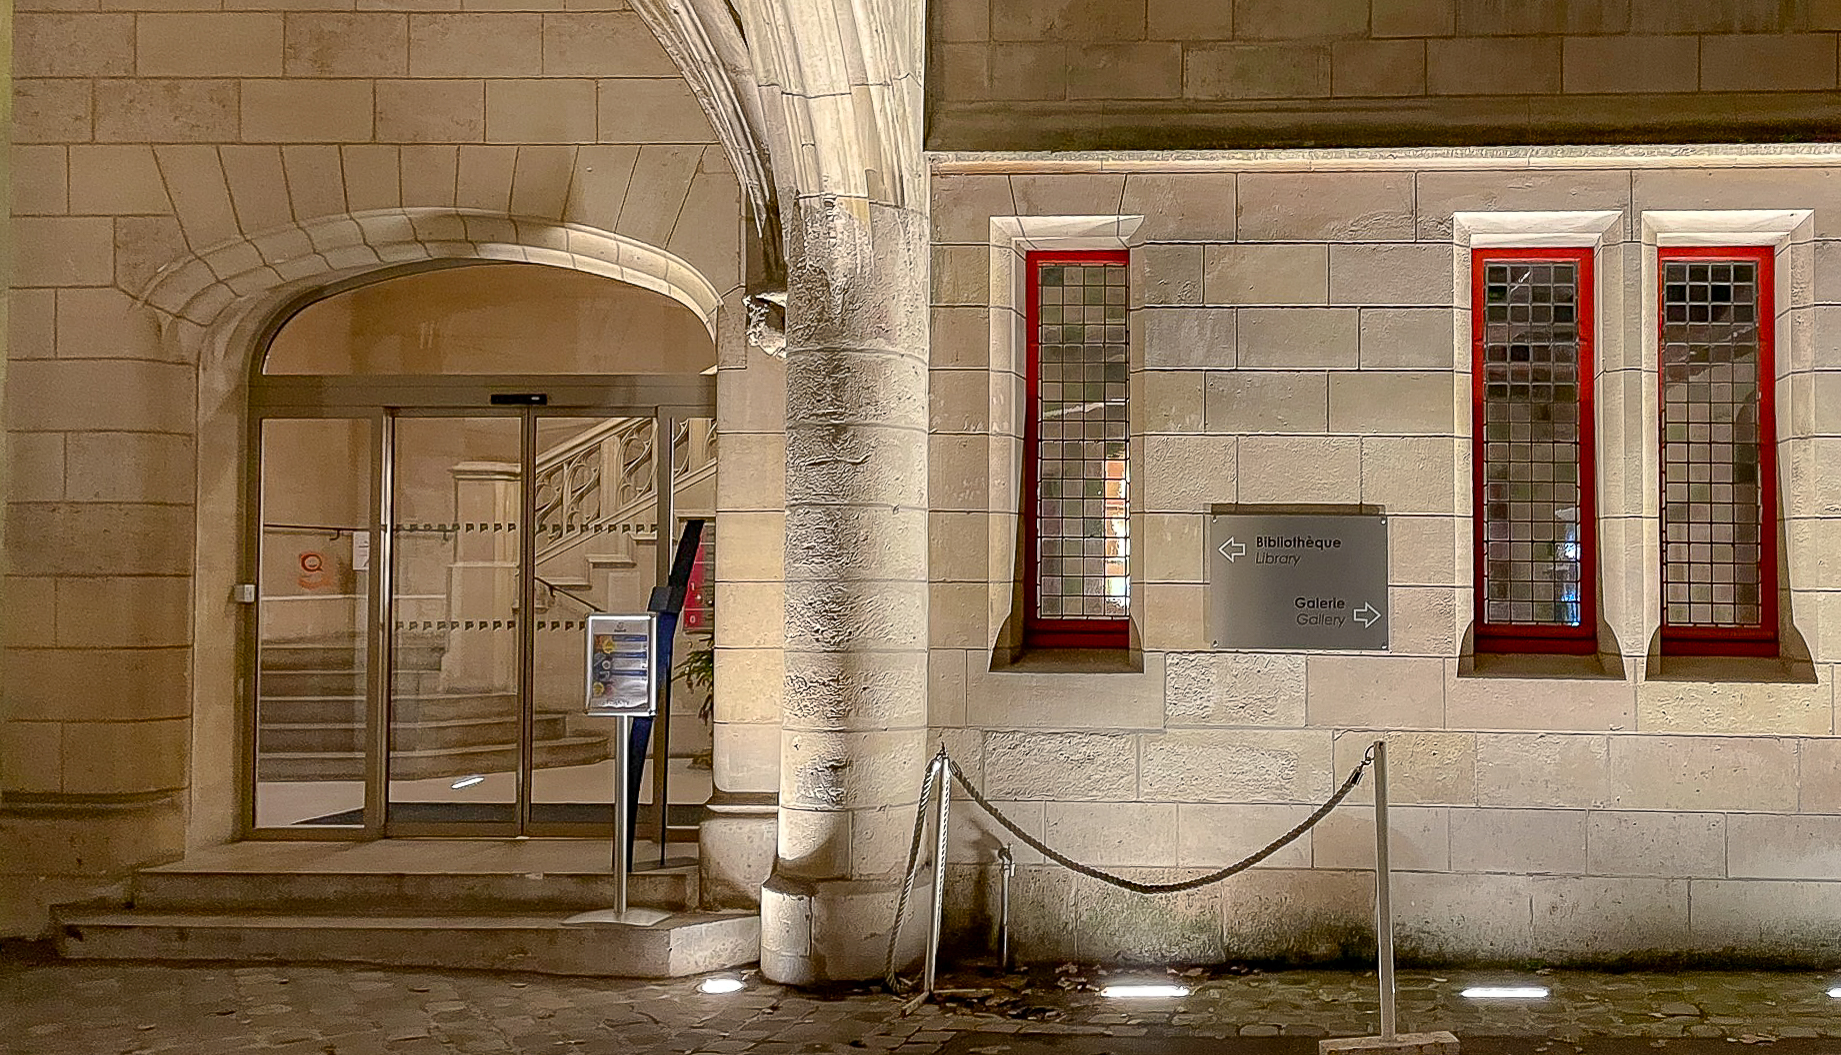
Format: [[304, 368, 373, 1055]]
[[257, 416, 718, 784], [53, 841, 759, 978], [256, 637, 606, 784]]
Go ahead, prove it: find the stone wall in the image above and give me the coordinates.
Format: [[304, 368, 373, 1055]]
[[927, 151, 1841, 966], [1, 1, 750, 935], [930, 0, 1841, 149]]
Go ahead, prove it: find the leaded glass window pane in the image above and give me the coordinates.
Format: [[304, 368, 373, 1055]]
[[1480, 260, 1584, 628], [1661, 258, 1766, 629], [1034, 262, 1129, 622]]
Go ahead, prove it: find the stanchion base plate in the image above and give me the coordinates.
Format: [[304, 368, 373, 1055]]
[[1320, 1031, 1459, 1055], [561, 907, 673, 926]]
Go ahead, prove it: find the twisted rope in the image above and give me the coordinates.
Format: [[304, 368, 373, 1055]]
[[883, 741, 1380, 988], [944, 747, 1373, 894], [883, 749, 943, 993]]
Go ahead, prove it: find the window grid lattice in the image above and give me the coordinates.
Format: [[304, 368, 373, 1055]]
[[1480, 261, 1584, 628], [1661, 259, 1766, 629], [1034, 262, 1129, 622]]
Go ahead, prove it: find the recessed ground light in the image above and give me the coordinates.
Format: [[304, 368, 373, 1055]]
[[1459, 986, 1549, 999], [1827, 987, 1841, 999], [451, 775, 485, 789], [1099, 984, 1190, 999], [698, 977, 745, 995]]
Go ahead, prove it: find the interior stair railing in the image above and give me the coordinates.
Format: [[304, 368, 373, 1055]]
[[532, 416, 717, 565]]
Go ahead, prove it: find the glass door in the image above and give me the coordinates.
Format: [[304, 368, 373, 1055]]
[[249, 391, 714, 838], [386, 415, 526, 830], [529, 415, 629, 829], [251, 416, 377, 830]]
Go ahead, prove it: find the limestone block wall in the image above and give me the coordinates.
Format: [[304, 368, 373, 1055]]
[[1, 0, 749, 935], [928, 152, 1841, 966], [929, 0, 1841, 150], [703, 290, 789, 907]]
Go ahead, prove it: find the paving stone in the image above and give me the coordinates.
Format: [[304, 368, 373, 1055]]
[[9, 956, 1841, 1053]]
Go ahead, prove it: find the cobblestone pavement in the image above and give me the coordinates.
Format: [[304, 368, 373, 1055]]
[[6, 947, 1841, 1055]]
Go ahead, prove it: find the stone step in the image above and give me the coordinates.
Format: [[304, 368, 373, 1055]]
[[256, 692, 521, 726], [133, 863, 698, 914], [257, 734, 608, 782], [52, 907, 759, 979], [262, 642, 443, 672], [257, 714, 574, 754], [258, 668, 444, 697]]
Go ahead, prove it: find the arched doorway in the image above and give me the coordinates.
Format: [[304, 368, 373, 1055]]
[[244, 262, 718, 838]]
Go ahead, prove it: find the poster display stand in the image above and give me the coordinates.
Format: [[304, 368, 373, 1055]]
[[570, 613, 668, 926]]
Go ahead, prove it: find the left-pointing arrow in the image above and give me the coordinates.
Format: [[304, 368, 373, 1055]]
[[1219, 537, 1247, 563]]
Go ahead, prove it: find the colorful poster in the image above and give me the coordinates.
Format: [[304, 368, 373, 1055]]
[[585, 613, 658, 716]]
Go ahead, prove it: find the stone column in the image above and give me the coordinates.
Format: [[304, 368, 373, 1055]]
[[444, 462, 522, 693], [759, 195, 930, 983]]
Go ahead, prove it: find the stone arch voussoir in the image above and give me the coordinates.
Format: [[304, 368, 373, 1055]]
[[139, 207, 725, 353]]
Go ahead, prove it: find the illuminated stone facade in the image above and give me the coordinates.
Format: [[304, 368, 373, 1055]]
[[10, 0, 1841, 983]]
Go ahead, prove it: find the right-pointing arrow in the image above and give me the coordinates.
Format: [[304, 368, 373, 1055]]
[[1354, 602, 1382, 628]]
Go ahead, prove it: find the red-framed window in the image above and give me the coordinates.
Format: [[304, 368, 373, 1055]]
[[1023, 250, 1130, 649], [1658, 246, 1778, 657], [1472, 247, 1598, 655]]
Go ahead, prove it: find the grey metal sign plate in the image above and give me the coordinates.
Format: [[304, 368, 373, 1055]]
[[1207, 514, 1389, 651]]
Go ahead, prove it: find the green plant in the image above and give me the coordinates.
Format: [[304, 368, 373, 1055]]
[[678, 639, 715, 723]]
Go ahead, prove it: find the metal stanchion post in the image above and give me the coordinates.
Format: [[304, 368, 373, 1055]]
[[612, 714, 632, 913], [997, 844, 1014, 971], [1374, 740, 1397, 1042], [1316, 741, 1454, 1055], [923, 755, 951, 998]]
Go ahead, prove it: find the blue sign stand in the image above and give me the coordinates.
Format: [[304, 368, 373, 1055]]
[[627, 519, 704, 870]]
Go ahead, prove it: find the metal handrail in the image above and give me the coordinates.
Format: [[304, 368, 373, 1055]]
[[534, 457, 718, 565], [534, 416, 651, 473], [262, 522, 366, 536], [535, 576, 596, 612]]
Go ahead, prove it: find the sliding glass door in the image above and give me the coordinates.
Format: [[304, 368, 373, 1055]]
[[247, 381, 712, 839]]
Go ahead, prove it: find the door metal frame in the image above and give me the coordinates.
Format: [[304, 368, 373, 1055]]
[[367, 410, 393, 835], [253, 375, 716, 417], [242, 375, 715, 841], [650, 408, 676, 858], [242, 408, 393, 839], [518, 409, 540, 833]]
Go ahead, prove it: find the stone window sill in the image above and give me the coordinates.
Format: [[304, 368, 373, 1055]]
[[1458, 651, 1626, 680], [1645, 654, 1817, 684], [988, 647, 1143, 675]]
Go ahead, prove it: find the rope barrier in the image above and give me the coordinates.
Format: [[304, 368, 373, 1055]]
[[884, 753, 942, 993], [884, 741, 1381, 990]]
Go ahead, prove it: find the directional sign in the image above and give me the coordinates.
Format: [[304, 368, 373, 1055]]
[[1207, 514, 1389, 651]]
